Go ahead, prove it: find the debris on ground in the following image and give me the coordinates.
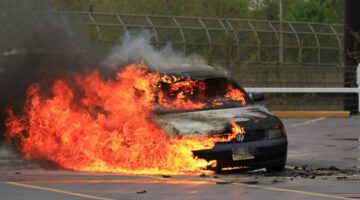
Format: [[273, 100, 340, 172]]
[[241, 180, 259, 185], [329, 166, 340, 171], [336, 176, 347, 180], [216, 180, 233, 184], [240, 165, 360, 180], [199, 173, 207, 177]]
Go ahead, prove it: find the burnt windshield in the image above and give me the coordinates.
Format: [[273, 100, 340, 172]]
[[156, 77, 249, 112]]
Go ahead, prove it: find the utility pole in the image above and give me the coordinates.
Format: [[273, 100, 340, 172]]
[[344, 0, 360, 113], [279, 0, 284, 65]]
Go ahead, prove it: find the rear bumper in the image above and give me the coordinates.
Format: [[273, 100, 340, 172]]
[[193, 137, 287, 168]]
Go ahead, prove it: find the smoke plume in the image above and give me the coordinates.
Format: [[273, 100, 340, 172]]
[[0, 1, 217, 141], [102, 31, 207, 72], [0, 0, 100, 138]]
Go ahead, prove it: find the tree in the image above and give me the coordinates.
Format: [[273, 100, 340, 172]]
[[250, 0, 279, 20], [52, 0, 344, 23], [285, 0, 343, 23]]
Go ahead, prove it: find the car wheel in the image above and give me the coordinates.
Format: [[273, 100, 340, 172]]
[[265, 162, 285, 172], [207, 160, 224, 173]]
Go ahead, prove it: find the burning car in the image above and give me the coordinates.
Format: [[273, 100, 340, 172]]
[[5, 62, 287, 174], [155, 64, 288, 172]]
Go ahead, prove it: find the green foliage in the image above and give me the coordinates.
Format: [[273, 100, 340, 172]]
[[285, 0, 344, 23], [53, 0, 344, 23], [54, 0, 251, 18], [250, 0, 279, 20]]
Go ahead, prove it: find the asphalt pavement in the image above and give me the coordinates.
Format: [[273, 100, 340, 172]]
[[285, 116, 360, 169], [0, 116, 359, 200]]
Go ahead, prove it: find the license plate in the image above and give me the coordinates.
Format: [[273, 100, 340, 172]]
[[232, 148, 255, 161]]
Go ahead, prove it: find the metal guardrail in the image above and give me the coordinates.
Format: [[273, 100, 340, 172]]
[[246, 65, 360, 112], [38, 11, 344, 66]]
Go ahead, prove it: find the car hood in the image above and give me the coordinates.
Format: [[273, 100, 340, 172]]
[[153, 105, 282, 136]]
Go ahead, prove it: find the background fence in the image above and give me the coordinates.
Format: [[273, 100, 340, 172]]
[[56, 11, 344, 66], [4, 11, 358, 112]]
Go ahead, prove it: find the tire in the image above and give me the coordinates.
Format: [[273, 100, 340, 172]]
[[265, 162, 286, 172], [208, 160, 224, 173]]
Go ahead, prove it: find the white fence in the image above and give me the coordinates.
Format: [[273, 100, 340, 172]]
[[245, 65, 360, 112]]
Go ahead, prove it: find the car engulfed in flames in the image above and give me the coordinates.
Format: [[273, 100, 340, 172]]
[[5, 62, 287, 175]]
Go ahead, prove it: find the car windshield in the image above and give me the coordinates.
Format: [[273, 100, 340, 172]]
[[155, 76, 248, 112]]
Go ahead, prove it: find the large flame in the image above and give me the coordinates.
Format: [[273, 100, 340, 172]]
[[158, 75, 207, 110], [5, 63, 246, 175]]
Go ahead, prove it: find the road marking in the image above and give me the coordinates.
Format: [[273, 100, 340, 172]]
[[290, 117, 326, 127], [12, 179, 210, 185], [209, 178, 357, 200], [145, 175, 357, 199], [5, 176, 358, 200], [5, 182, 114, 200]]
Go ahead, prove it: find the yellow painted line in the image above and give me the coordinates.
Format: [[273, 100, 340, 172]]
[[209, 178, 357, 200], [290, 117, 326, 127], [5, 182, 114, 200], [273, 111, 350, 118], [147, 175, 356, 199], [13, 174, 353, 200]]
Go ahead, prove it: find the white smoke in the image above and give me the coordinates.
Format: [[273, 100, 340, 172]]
[[101, 31, 208, 72]]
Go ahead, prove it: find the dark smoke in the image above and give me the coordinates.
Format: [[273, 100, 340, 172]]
[[0, 1, 101, 139], [0, 1, 218, 142]]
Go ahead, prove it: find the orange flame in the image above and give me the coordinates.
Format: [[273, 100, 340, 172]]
[[229, 121, 245, 137], [157, 76, 207, 110], [225, 84, 246, 104], [5, 63, 246, 175]]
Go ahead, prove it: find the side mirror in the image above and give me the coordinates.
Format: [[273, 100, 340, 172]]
[[250, 93, 265, 102]]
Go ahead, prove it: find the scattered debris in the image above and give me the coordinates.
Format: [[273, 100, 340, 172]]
[[241, 180, 259, 185], [336, 176, 347, 180], [199, 173, 207, 177], [216, 180, 233, 184], [329, 166, 340, 171], [332, 137, 359, 141], [241, 165, 359, 180]]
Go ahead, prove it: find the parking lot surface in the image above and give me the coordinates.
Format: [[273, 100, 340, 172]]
[[1, 116, 359, 200]]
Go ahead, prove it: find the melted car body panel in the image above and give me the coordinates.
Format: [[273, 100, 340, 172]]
[[154, 105, 281, 136]]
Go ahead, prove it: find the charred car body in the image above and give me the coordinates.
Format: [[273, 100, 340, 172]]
[[155, 64, 288, 172]]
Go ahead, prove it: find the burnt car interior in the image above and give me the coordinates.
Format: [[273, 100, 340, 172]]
[[156, 77, 250, 112]]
